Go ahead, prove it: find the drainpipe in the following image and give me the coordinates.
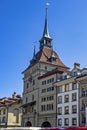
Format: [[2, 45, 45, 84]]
[[56, 73, 58, 127], [78, 81, 81, 127], [6, 106, 8, 128], [56, 85, 57, 127]]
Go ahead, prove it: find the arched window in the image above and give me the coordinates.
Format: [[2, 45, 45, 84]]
[[25, 121, 32, 127], [41, 121, 51, 127]]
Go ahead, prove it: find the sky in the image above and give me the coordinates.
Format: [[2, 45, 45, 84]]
[[0, 0, 87, 98]]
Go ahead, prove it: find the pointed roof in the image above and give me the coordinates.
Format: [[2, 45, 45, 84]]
[[23, 47, 69, 73], [30, 45, 37, 65], [36, 47, 68, 68], [22, 5, 69, 73], [42, 8, 51, 38]]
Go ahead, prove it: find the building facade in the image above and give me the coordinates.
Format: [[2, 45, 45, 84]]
[[22, 7, 87, 128], [76, 69, 87, 126], [22, 8, 68, 127], [55, 64, 87, 127]]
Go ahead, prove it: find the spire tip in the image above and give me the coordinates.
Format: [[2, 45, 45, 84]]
[[46, 2, 50, 6]]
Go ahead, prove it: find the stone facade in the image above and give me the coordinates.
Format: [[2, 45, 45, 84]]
[[21, 6, 87, 128], [22, 8, 68, 127]]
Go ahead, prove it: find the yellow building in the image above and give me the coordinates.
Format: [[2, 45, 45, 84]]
[[0, 92, 22, 128]]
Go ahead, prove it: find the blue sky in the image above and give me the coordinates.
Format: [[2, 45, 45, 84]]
[[0, 0, 87, 98]]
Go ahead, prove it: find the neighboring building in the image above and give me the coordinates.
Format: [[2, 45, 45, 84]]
[[76, 68, 87, 126], [55, 63, 87, 127], [22, 8, 68, 127], [0, 92, 22, 128]]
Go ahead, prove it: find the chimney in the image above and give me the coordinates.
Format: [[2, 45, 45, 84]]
[[74, 63, 80, 70]]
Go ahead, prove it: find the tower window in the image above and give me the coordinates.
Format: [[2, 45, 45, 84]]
[[45, 66, 47, 70], [27, 83, 29, 89], [26, 97, 28, 103], [33, 79, 35, 85], [32, 95, 34, 101]]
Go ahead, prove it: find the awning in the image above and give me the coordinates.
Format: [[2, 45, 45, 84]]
[[21, 101, 36, 108]]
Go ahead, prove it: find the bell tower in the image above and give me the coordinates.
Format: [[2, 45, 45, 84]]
[[39, 5, 52, 50]]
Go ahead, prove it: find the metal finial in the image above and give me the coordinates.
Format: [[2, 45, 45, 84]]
[[46, 2, 50, 10], [42, 2, 50, 38], [46, 2, 50, 6]]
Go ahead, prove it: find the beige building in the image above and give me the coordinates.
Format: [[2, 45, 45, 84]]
[[22, 8, 68, 127], [0, 92, 22, 128]]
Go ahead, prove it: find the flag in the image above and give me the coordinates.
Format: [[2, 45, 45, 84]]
[[28, 76, 32, 83]]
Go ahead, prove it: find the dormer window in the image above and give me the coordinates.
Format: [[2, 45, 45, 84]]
[[52, 57, 56, 62], [49, 52, 56, 63]]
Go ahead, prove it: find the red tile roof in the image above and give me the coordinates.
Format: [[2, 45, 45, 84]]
[[0, 97, 22, 107], [36, 47, 68, 68], [23, 47, 69, 73]]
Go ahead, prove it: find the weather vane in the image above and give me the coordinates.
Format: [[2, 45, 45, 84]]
[[46, 2, 50, 6], [46, 2, 50, 9]]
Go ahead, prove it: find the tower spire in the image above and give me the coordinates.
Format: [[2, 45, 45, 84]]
[[43, 4, 50, 38], [39, 3, 52, 50], [30, 42, 37, 65]]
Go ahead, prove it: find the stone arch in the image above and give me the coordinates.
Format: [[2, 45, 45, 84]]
[[41, 121, 51, 127], [25, 121, 32, 127]]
